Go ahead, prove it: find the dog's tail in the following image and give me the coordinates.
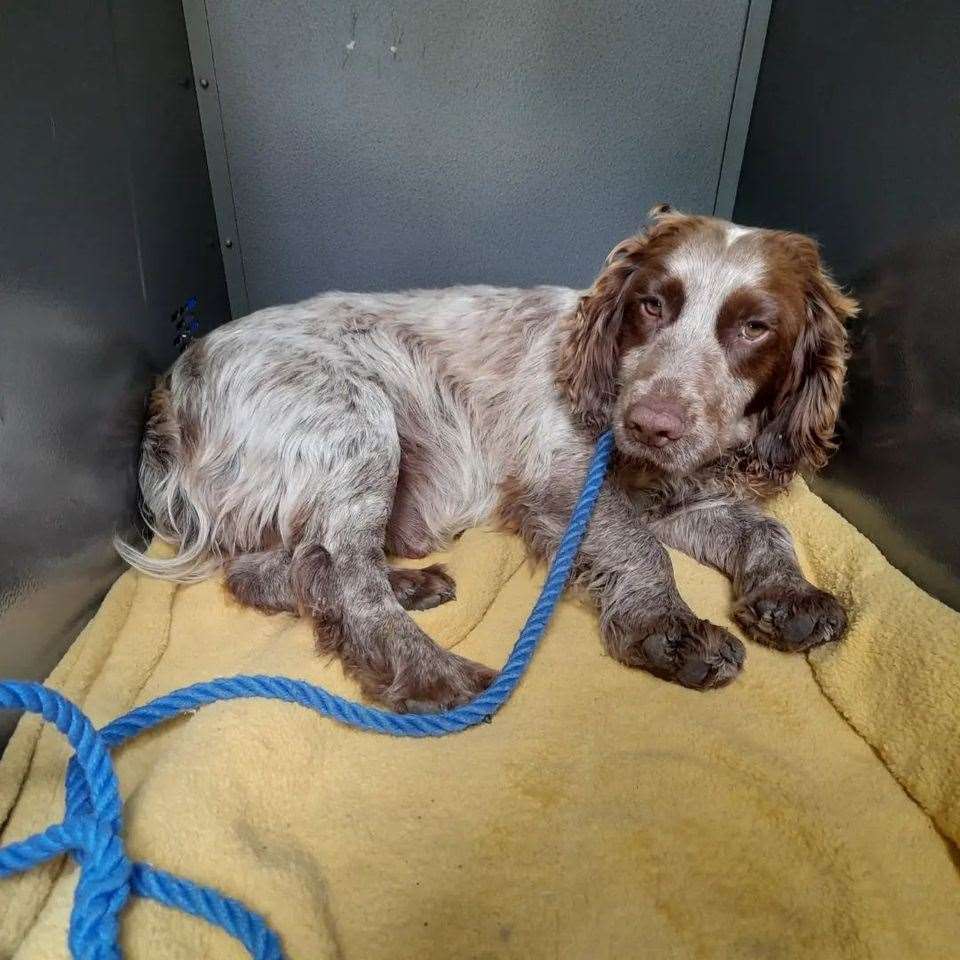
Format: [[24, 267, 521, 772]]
[[113, 381, 220, 583], [113, 529, 220, 583]]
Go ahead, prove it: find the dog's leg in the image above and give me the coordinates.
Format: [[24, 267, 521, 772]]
[[227, 526, 491, 710], [650, 503, 847, 652], [225, 549, 296, 614], [225, 552, 456, 614], [289, 536, 492, 711], [502, 478, 744, 689], [289, 396, 493, 709]]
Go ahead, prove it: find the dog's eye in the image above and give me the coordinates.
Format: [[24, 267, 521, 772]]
[[740, 319, 770, 341], [638, 297, 663, 321]]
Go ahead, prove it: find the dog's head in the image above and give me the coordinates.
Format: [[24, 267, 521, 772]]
[[557, 206, 858, 482]]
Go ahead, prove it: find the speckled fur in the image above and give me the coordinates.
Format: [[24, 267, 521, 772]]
[[116, 209, 857, 706]]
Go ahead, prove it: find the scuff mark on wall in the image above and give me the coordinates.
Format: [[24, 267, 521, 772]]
[[389, 25, 403, 59], [341, 8, 359, 70]]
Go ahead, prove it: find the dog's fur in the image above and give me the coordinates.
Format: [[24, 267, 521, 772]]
[[117, 207, 858, 709]]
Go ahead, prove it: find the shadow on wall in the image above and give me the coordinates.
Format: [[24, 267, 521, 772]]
[[815, 227, 960, 609]]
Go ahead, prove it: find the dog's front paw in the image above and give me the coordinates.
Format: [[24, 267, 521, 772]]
[[734, 584, 847, 653], [612, 612, 745, 690]]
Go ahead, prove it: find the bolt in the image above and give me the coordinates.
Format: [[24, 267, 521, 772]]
[[224, 238, 233, 248], [199, 78, 210, 89]]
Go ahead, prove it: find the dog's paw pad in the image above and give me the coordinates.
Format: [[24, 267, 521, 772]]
[[734, 585, 847, 652], [616, 613, 745, 690]]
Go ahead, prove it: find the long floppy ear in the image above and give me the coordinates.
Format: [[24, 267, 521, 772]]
[[751, 244, 859, 481], [556, 234, 649, 432]]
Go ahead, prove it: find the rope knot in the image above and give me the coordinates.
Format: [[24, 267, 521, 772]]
[[68, 813, 133, 959]]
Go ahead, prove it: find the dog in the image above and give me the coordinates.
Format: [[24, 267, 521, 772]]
[[116, 206, 857, 710]]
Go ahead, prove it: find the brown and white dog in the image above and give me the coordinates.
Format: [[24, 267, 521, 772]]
[[117, 206, 858, 709]]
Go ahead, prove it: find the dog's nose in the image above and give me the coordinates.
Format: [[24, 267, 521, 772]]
[[625, 398, 687, 447]]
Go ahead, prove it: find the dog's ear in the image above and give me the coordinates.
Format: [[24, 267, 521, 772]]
[[749, 239, 859, 481], [648, 201, 673, 220], [557, 235, 648, 431]]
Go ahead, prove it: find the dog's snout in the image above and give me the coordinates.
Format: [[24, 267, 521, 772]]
[[625, 397, 688, 447]]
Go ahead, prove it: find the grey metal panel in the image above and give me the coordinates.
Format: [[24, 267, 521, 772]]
[[195, 0, 752, 311], [713, 0, 772, 219], [0, 0, 228, 745], [182, 0, 251, 317], [735, 0, 960, 609]]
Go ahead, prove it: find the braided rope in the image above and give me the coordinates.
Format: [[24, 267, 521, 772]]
[[0, 431, 613, 959]]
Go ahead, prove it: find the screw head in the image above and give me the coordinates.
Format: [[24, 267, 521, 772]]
[[224, 238, 233, 248], [199, 78, 210, 89]]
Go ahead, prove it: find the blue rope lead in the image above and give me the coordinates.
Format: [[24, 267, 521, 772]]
[[0, 431, 614, 960]]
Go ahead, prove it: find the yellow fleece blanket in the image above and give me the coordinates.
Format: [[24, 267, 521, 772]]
[[2, 480, 959, 959]]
